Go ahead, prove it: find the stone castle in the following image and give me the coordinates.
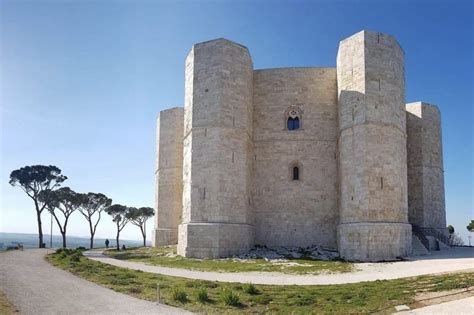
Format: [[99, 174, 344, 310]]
[[152, 30, 447, 261]]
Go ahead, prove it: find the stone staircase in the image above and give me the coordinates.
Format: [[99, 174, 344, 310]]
[[412, 234, 430, 256], [411, 224, 452, 256]]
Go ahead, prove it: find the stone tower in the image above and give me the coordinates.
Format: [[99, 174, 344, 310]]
[[177, 39, 254, 258], [406, 102, 446, 231], [336, 31, 412, 261], [152, 107, 184, 246]]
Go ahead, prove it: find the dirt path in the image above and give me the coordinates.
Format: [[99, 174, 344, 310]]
[[0, 249, 190, 314], [85, 247, 474, 285], [405, 296, 474, 314]]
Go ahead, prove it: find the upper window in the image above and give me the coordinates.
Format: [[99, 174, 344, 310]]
[[285, 106, 303, 131], [287, 117, 300, 130]]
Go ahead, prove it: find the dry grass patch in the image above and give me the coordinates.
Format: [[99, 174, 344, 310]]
[[0, 290, 18, 315]]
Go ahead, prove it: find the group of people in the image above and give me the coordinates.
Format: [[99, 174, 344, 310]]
[[104, 239, 126, 251]]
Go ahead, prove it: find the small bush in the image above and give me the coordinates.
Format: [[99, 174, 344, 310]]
[[243, 283, 259, 295], [220, 288, 240, 306], [69, 252, 82, 262], [171, 287, 188, 303], [195, 287, 209, 303], [76, 246, 87, 251]]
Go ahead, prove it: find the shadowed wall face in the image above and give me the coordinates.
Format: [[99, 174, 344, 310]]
[[406, 102, 446, 230]]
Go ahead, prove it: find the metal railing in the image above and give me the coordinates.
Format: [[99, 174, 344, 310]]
[[412, 224, 452, 248], [412, 225, 430, 250]]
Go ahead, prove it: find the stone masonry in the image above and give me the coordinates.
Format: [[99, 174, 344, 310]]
[[152, 30, 446, 261]]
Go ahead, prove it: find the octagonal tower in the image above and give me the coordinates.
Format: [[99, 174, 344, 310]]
[[178, 39, 254, 258], [337, 31, 412, 261]]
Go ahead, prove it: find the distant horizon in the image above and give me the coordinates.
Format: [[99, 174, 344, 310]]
[[0, 231, 147, 243]]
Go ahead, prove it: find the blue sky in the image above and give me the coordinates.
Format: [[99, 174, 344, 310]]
[[1, 0, 472, 243]]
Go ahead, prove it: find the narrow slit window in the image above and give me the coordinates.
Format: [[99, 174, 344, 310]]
[[293, 166, 299, 180]]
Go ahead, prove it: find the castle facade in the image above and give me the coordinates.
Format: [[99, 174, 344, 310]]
[[152, 30, 446, 261]]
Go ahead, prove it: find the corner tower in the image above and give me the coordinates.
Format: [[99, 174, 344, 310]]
[[406, 102, 446, 231], [336, 31, 412, 261], [152, 107, 184, 246], [178, 39, 254, 258]]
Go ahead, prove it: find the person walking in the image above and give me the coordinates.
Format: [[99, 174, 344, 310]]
[[105, 239, 110, 249]]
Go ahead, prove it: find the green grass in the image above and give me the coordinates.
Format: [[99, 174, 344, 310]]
[[104, 246, 354, 275], [47, 248, 474, 314]]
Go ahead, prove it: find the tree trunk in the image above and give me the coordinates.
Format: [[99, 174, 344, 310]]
[[35, 203, 44, 248], [116, 229, 120, 251], [141, 226, 146, 247], [89, 220, 95, 249], [61, 232, 66, 248]]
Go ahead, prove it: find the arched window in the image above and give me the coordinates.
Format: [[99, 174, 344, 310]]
[[293, 166, 299, 180], [285, 106, 303, 131], [287, 117, 300, 130]]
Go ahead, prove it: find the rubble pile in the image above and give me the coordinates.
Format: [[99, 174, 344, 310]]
[[232, 245, 340, 261]]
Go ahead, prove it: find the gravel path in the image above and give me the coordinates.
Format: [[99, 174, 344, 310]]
[[0, 249, 190, 314], [85, 247, 474, 286], [405, 296, 474, 314]]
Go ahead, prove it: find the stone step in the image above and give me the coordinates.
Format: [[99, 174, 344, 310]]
[[412, 234, 430, 256]]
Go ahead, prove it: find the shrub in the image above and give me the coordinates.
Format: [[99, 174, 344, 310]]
[[171, 287, 188, 303], [76, 246, 87, 251], [195, 287, 209, 303], [243, 283, 259, 295], [220, 288, 240, 306], [69, 252, 82, 262]]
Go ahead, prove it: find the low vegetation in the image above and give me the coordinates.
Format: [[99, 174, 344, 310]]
[[48, 248, 474, 314], [220, 288, 241, 306], [242, 282, 259, 295], [171, 287, 188, 303], [104, 246, 353, 275], [195, 287, 209, 303]]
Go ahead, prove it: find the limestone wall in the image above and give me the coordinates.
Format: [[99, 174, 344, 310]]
[[152, 107, 184, 246], [252, 68, 339, 248], [406, 102, 446, 229], [337, 31, 411, 261], [178, 39, 254, 258]]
